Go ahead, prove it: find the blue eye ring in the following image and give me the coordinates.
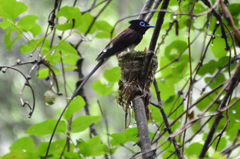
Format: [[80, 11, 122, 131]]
[[139, 21, 145, 27]]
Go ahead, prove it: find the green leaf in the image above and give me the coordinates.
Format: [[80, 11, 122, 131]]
[[198, 60, 217, 76], [188, 157, 198, 159], [228, 4, 240, 25], [163, 95, 184, 120], [110, 128, 138, 146], [64, 152, 82, 159], [64, 66, 77, 71], [204, 73, 226, 89], [4, 28, 21, 51], [160, 54, 189, 80], [53, 68, 60, 75], [154, 79, 175, 101], [56, 6, 81, 20], [212, 137, 227, 151], [226, 98, 240, 142], [41, 38, 50, 52], [38, 68, 49, 79], [92, 81, 114, 96], [10, 137, 35, 153], [149, 105, 163, 124], [96, 32, 111, 39], [53, 40, 78, 65], [25, 120, 66, 136], [169, 0, 179, 6], [44, 52, 61, 66], [228, 4, 240, 17], [95, 20, 113, 32], [103, 67, 120, 83], [227, 123, 240, 142], [196, 93, 219, 112], [193, 2, 208, 14], [2, 151, 37, 159], [0, 0, 27, 20], [191, 118, 202, 134], [209, 18, 222, 35], [177, 16, 190, 30], [185, 143, 202, 157], [165, 40, 188, 60], [162, 145, 175, 159], [29, 24, 42, 37], [17, 15, 41, 37], [55, 23, 74, 31], [62, 54, 79, 65], [56, 40, 78, 55], [55, 6, 82, 30], [212, 152, 227, 159], [20, 38, 43, 54], [77, 13, 97, 34], [228, 98, 240, 122], [0, 19, 12, 30], [211, 37, 227, 58], [77, 136, 109, 157], [38, 68, 60, 80], [160, 56, 172, 77], [94, 20, 115, 38], [37, 139, 65, 156], [171, 120, 181, 133], [216, 56, 229, 68], [173, 57, 189, 77], [71, 116, 101, 133], [63, 96, 85, 120]]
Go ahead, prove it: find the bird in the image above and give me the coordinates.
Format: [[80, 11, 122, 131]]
[[76, 19, 154, 94], [46, 20, 154, 155]]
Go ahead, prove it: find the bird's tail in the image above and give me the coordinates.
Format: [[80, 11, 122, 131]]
[[45, 59, 105, 157], [73, 59, 105, 97]]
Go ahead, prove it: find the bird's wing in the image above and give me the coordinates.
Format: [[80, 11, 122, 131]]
[[96, 28, 142, 61]]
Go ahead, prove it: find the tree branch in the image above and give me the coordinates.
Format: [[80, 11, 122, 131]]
[[138, 0, 155, 20], [149, 0, 170, 51], [133, 96, 155, 159], [145, 0, 163, 23]]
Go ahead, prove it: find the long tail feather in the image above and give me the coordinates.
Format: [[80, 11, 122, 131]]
[[45, 59, 105, 158], [74, 59, 105, 97]]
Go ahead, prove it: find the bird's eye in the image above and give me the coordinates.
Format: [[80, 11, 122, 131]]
[[139, 21, 145, 27]]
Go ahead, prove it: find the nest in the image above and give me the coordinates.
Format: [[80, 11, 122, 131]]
[[117, 50, 158, 120]]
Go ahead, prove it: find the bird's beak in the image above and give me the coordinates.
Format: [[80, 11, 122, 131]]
[[146, 25, 154, 28]]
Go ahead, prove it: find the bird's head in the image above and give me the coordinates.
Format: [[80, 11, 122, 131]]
[[128, 20, 154, 34]]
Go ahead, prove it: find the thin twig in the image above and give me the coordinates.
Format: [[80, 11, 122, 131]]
[[153, 79, 182, 159], [138, 0, 155, 20], [97, 101, 113, 159]]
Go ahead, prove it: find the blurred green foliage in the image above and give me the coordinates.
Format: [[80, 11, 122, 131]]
[[0, 0, 240, 158]]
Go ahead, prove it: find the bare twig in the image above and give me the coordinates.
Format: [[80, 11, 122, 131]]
[[153, 79, 182, 159], [98, 101, 113, 159], [182, 1, 196, 156]]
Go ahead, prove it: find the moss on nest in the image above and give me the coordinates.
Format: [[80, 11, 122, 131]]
[[117, 50, 158, 119]]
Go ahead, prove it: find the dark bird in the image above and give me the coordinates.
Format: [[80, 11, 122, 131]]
[[77, 19, 154, 93]]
